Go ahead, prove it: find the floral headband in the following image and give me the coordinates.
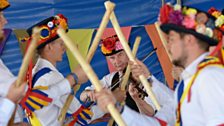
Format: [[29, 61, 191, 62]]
[[22, 14, 68, 49], [208, 7, 224, 33], [0, 0, 10, 11], [101, 35, 123, 56], [159, 4, 223, 46]]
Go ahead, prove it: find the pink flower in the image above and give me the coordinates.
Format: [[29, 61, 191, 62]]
[[115, 41, 123, 51], [102, 38, 116, 51], [182, 16, 196, 29]]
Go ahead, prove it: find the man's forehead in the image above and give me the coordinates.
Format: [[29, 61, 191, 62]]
[[55, 38, 63, 42], [168, 30, 179, 36], [107, 50, 125, 57]]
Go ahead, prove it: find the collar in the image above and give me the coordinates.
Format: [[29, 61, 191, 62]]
[[34, 57, 58, 72], [180, 52, 209, 80]]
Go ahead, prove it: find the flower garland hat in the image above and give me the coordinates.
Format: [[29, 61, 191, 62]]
[[25, 14, 68, 49], [101, 35, 124, 56], [208, 7, 224, 34], [159, 4, 223, 46], [0, 0, 10, 11]]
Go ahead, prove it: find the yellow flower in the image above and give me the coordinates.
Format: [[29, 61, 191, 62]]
[[101, 45, 112, 55], [212, 11, 222, 18], [182, 7, 187, 14], [186, 8, 197, 16], [59, 18, 68, 30], [215, 15, 224, 27]]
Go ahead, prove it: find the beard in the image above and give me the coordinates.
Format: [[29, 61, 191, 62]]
[[172, 51, 188, 68], [171, 44, 188, 68]]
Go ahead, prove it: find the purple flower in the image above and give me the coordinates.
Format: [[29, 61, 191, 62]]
[[168, 11, 184, 25]]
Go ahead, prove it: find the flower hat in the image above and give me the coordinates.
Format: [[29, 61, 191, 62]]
[[208, 7, 224, 34], [24, 14, 68, 49], [101, 35, 124, 56], [159, 4, 223, 46], [0, 0, 10, 11]]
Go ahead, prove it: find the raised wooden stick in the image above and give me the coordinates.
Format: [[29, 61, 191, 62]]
[[57, 28, 126, 126], [59, 85, 81, 124], [108, 37, 140, 126], [120, 36, 141, 91], [86, 1, 115, 62], [105, 4, 161, 111], [8, 27, 40, 126], [58, 1, 115, 123], [16, 27, 40, 87], [154, 22, 172, 60], [176, 0, 182, 5]]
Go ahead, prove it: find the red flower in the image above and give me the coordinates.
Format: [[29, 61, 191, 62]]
[[102, 37, 116, 51], [208, 7, 222, 18], [208, 7, 217, 14], [220, 25, 224, 32], [159, 4, 174, 24], [213, 29, 223, 41]]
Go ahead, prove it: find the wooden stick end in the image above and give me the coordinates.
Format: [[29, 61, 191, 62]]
[[104, 1, 115, 10], [136, 36, 141, 42]]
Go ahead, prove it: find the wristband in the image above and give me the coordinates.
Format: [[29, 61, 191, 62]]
[[115, 102, 124, 113], [70, 72, 78, 86], [147, 75, 153, 83]]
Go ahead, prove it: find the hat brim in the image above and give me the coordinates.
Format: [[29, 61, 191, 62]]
[[103, 49, 123, 56], [27, 16, 68, 49], [0, 4, 10, 11], [160, 23, 218, 46]]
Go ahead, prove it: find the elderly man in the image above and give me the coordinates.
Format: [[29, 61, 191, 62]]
[[81, 34, 174, 125]]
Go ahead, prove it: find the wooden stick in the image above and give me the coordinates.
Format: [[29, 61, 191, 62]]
[[58, 1, 115, 123], [161, 0, 165, 6], [154, 22, 172, 61], [59, 84, 81, 124], [105, 4, 161, 111], [57, 28, 126, 126], [176, 0, 182, 5], [16, 27, 40, 87], [108, 37, 140, 126], [8, 27, 40, 126], [86, 1, 115, 63], [120, 36, 141, 91]]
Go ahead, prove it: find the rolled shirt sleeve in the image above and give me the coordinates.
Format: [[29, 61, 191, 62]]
[[0, 98, 15, 126], [121, 105, 161, 126]]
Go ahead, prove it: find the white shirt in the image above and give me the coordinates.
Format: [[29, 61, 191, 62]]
[[0, 98, 15, 126], [86, 71, 175, 125], [147, 76, 175, 126], [121, 106, 161, 126], [0, 59, 23, 124], [85, 72, 117, 90], [176, 53, 224, 126], [0, 59, 16, 97], [32, 58, 82, 126], [85, 72, 117, 121], [121, 76, 175, 126]]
